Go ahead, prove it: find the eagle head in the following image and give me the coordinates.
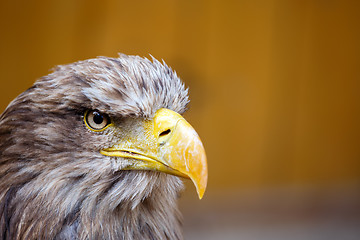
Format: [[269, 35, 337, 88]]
[[0, 54, 207, 239]]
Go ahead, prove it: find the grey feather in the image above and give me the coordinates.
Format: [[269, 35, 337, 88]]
[[0, 54, 189, 239]]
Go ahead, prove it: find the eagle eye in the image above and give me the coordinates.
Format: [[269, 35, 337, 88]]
[[84, 110, 111, 131]]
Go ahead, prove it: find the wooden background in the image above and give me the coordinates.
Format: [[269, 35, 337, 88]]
[[1, 1, 360, 238]]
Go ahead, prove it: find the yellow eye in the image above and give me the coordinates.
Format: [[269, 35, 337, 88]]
[[84, 110, 111, 131]]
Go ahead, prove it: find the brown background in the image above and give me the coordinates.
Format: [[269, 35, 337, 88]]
[[1, 0, 360, 239]]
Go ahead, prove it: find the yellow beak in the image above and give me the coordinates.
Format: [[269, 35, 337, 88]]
[[100, 108, 208, 199]]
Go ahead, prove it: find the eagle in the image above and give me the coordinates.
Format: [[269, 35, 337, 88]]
[[0, 54, 207, 239]]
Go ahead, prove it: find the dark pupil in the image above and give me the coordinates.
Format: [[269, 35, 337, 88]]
[[93, 112, 104, 124]]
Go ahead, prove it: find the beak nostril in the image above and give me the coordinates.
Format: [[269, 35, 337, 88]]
[[159, 129, 171, 137]]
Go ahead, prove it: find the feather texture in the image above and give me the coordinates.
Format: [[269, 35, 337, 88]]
[[0, 54, 189, 239]]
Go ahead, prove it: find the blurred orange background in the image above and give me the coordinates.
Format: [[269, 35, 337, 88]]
[[1, 0, 360, 239]]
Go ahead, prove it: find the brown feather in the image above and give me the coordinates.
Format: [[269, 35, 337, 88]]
[[0, 54, 189, 239]]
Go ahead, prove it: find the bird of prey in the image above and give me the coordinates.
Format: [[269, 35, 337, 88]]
[[0, 54, 207, 240]]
